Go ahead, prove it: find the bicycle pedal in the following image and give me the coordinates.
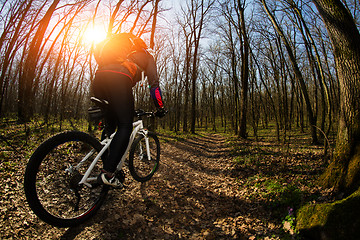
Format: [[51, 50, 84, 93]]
[[90, 182, 101, 189], [115, 170, 126, 183]]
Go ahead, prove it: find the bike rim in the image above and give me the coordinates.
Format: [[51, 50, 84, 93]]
[[35, 139, 104, 220], [132, 136, 159, 178]]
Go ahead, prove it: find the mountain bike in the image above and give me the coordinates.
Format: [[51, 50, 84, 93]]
[[24, 97, 161, 227]]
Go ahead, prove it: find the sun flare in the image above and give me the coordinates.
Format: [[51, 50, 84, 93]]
[[82, 26, 107, 45]]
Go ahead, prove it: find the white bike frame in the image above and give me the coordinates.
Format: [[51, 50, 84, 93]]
[[76, 119, 150, 188]]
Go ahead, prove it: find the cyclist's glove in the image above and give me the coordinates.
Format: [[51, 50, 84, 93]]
[[155, 108, 167, 118]]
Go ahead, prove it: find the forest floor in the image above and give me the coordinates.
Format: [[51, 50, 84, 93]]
[[0, 120, 333, 239]]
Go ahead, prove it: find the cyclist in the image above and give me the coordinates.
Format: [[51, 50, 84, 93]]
[[91, 33, 166, 187]]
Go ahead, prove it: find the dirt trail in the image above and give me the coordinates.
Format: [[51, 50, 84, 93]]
[[2, 133, 283, 239]]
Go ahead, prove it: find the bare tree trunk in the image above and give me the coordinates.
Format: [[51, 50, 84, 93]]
[[18, 0, 60, 123], [189, 0, 213, 134], [237, 1, 249, 139], [221, 0, 249, 137], [0, 0, 34, 116], [108, 0, 124, 35], [261, 0, 319, 144], [290, 0, 332, 136], [312, 0, 360, 192], [128, 0, 152, 35], [182, 34, 191, 133], [149, 0, 159, 49], [228, 23, 240, 135]]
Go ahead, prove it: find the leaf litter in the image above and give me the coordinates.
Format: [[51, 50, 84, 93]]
[[0, 129, 330, 239]]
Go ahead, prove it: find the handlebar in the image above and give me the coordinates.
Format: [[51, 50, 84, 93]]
[[135, 109, 168, 118], [135, 109, 155, 118]]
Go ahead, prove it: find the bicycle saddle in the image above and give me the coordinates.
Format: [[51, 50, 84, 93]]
[[90, 97, 109, 108]]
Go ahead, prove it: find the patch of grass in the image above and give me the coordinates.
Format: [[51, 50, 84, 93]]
[[246, 173, 263, 183], [234, 154, 263, 168], [157, 130, 190, 142], [157, 129, 209, 143], [262, 179, 304, 216], [242, 172, 305, 219]]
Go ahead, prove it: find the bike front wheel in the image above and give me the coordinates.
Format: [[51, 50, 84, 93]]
[[128, 131, 160, 182], [24, 131, 109, 227]]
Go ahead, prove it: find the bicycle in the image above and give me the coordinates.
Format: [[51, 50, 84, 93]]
[[24, 97, 161, 227]]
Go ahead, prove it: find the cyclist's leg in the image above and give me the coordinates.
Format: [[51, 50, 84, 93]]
[[92, 68, 134, 185], [104, 76, 134, 173], [104, 122, 132, 172], [102, 111, 116, 140]]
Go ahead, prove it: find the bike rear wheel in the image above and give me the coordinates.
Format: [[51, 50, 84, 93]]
[[128, 131, 160, 182], [24, 131, 109, 227]]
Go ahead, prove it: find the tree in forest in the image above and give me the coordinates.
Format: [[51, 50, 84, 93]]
[[286, 0, 332, 136], [18, 0, 60, 123], [310, 0, 360, 193], [190, 0, 214, 133], [261, 0, 319, 144], [225, 0, 250, 138], [296, 0, 360, 237], [178, 0, 214, 133], [0, 0, 34, 116]]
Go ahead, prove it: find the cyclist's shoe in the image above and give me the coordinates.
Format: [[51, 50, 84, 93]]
[[115, 169, 126, 183], [98, 170, 124, 188]]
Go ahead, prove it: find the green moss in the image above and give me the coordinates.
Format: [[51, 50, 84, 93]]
[[296, 187, 360, 239], [296, 203, 332, 229], [333, 140, 351, 161], [318, 141, 360, 191], [318, 160, 345, 189], [344, 145, 360, 190]]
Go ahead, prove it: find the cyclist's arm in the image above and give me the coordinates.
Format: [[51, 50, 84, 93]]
[[150, 85, 164, 108], [129, 50, 164, 109]]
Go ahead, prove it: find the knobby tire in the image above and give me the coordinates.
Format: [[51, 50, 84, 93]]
[[128, 132, 160, 182], [24, 131, 109, 227]]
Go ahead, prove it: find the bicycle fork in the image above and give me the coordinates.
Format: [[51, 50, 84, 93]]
[[138, 129, 151, 161]]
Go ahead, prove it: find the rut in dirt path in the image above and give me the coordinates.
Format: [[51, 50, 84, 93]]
[[123, 132, 278, 239]]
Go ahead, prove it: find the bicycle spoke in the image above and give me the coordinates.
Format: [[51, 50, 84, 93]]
[[35, 140, 103, 219]]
